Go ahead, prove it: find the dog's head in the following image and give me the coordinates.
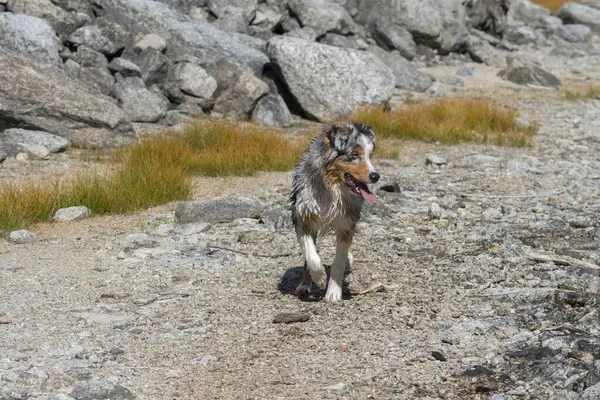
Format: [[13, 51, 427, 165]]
[[323, 122, 379, 202]]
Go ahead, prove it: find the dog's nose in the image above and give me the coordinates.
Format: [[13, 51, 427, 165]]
[[369, 172, 380, 183]]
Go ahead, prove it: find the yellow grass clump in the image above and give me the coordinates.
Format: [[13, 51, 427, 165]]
[[350, 99, 538, 147], [563, 83, 600, 101]]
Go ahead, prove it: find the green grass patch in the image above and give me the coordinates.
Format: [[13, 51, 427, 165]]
[[351, 99, 538, 147]]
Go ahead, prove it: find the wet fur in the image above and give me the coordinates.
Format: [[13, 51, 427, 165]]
[[290, 122, 378, 302]]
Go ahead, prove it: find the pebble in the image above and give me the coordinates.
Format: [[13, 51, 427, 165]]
[[439, 76, 465, 86], [76, 313, 135, 329], [427, 83, 446, 97], [456, 65, 475, 76], [425, 154, 448, 167], [9, 229, 37, 244], [70, 378, 135, 400], [325, 382, 346, 391], [431, 350, 447, 361], [272, 312, 311, 324], [174, 222, 211, 235], [428, 202, 442, 220], [192, 355, 218, 366], [569, 217, 592, 228]]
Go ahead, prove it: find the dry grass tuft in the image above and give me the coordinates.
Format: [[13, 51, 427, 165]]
[[532, 0, 580, 13], [351, 99, 537, 147], [0, 120, 307, 232], [563, 83, 600, 101]]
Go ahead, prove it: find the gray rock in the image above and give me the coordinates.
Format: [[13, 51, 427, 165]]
[[367, 46, 433, 92], [76, 313, 135, 328], [32, 394, 76, 400], [174, 222, 211, 235], [425, 154, 447, 167], [0, 137, 24, 159], [285, 26, 318, 42], [509, 0, 562, 32], [456, 65, 475, 76], [9, 230, 37, 244], [439, 76, 464, 86], [288, 0, 356, 36], [2, 129, 70, 153], [356, 0, 468, 54], [428, 202, 442, 220], [427, 83, 446, 97], [69, 66, 116, 96], [465, 0, 509, 37], [0, 150, 7, 163], [0, 49, 133, 148], [67, 25, 118, 55], [251, 94, 293, 128], [53, 206, 91, 222], [75, 46, 108, 68], [268, 37, 395, 121], [230, 32, 268, 53], [504, 25, 538, 45], [319, 33, 363, 50], [556, 2, 600, 33], [7, 0, 90, 37], [193, 355, 218, 366], [260, 204, 293, 231], [130, 48, 170, 87], [70, 378, 135, 400], [133, 33, 167, 53], [207, 0, 257, 17], [0, 13, 62, 67], [164, 63, 218, 107], [467, 35, 506, 67], [99, 0, 269, 76], [370, 22, 417, 60], [113, 77, 169, 123], [581, 383, 600, 400], [556, 24, 592, 43], [108, 58, 142, 77], [175, 196, 264, 224], [251, 3, 282, 31], [498, 56, 561, 88], [213, 5, 252, 34], [205, 60, 270, 118]]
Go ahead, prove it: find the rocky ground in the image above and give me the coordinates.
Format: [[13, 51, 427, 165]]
[[2, 57, 600, 399], [2, 0, 600, 399]]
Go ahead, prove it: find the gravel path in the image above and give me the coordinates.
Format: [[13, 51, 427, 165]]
[[1, 62, 600, 399]]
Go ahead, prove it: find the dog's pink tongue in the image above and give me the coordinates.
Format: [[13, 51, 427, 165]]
[[359, 187, 377, 202]]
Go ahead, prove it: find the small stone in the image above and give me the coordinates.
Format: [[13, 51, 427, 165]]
[[569, 217, 591, 228], [272, 312, 311, 324], [192, 355, 218, 366], [456, 65, 475, 76], [379, 183, 401, 193], [0, 265, 23, 271], [54, 206, 91, 222], [439, 76, 464, 86], [531, 206, 544, 214], [174, 222, 211, 236], [9, 230, 37, 244], [15, 152, 29, 162], [325, 382, 346, 391], [3, 128, 70, 153], [21, 143, 51, 160], [134, 33, 166, 53], [76, 313, 135, 329], [428, 202, 442, 220], [425, 154, 447, 167], [427, 83, 446, 97], [108, 58, 142, 77], [431, 350, 447, 361], [70, 378, 135, 400], [0, 315, 10, 324]]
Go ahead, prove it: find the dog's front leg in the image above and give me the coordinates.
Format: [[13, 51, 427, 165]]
[[324, 231, 353, 303], [299, 233, 327, 290]]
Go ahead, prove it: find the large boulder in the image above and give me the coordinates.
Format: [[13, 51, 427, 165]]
[[164, 62, 218, 107], [204, 60, 270, 119], [0, 13, 63, 67], [369, 23, 417, 60], [6, 0, 90, 37], [267, 36, 395, 121], [465, 0, 509, 38], [287, 0, 356, 36], [355, 0, 469, 54], [0, 49, 134, 148], [509, 0, 562, 32], [96, 0, 269, 76], [497, 56, 561, 88], [251, 94, 293, 128], [367, 46, 433, 92], [556, 2, 600, 34], [112, 77, 169, 123]]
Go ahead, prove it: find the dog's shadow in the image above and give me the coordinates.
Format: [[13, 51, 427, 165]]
[[277, 265, 352, 301]]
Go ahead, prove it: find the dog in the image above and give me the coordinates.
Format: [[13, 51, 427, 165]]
[[290, 122, 379, 302]]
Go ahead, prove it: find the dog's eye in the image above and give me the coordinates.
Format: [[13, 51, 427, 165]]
[[350, 152, 359, 160]]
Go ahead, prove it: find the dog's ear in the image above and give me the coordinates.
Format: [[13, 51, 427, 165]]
[[325, 124, 350, 154]]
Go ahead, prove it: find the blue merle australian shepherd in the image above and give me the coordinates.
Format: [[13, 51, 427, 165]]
[[290, 122, 380, 302]]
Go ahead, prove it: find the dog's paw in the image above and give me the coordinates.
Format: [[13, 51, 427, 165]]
[[324, 284, 343, 303], [295, 283, 311, 297], [309, 268, 327, 290]]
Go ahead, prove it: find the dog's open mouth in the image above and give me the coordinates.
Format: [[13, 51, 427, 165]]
[[346, 174, 377, 202]]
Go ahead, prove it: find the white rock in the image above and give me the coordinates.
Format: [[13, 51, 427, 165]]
[[9, 229, 37, 244], [53, 206, 91, 222]]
